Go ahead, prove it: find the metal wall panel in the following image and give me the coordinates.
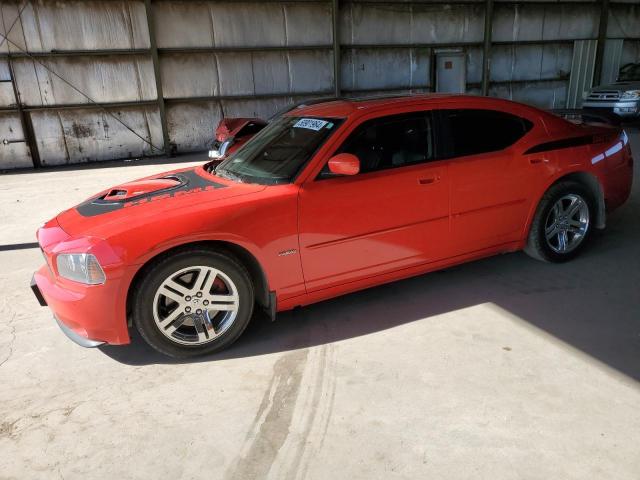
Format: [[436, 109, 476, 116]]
[[490, 80, 568, 108], [0, 60, 15, 107], [220, 97, 302, 119], [566, 39, 597, 108], [151, 2, 215, 49], [341, 48, 431, 91], [608, 4, 640, 39], [16, 1, 149, 51], [11, 55, 157, 106], [159, 53, 219, 99], [0, 2, 27, 53], [0, 113, 32, 169], [466, 46, 484, 85], [30, 106, 163, 165], [166, 102, 223, 153], [286, 51, 334, 94], [153, 1, 332, 49], [600, 39, 624, 85], [490, 44, 572, 82], [340, 3, 485, 45], [492, 4, 599, 42]]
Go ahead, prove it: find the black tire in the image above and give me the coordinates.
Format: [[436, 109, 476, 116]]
[[524, 181, 594, 263], [133, 247, 254, 358]]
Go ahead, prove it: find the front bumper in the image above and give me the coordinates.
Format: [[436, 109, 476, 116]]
[[32, 274, 104, 346], [32, 220, 131, 347], [30, 274, 47, 307], [32, 267, 129, 346], [582, 100, 640, 118], [55, 315, 105, 348]]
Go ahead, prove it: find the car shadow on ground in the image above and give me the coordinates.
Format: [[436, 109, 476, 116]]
[[100, 198, 640, 382]]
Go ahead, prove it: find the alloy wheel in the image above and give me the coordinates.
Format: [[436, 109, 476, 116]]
[[152, 266, 240, 345], [544, 194, 590, 254]]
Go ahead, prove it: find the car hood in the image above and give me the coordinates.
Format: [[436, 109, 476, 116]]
[[56, 166, 265, 238], [592, 81, 640, 92]]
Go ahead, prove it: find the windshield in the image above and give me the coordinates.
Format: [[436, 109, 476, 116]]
[[215, 116, 343, 185], [618, 64, 640, 81]]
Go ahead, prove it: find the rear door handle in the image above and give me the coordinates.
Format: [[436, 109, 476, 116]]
[[418, 175, 441, 185]]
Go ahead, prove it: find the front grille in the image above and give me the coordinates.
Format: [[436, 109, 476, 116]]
[[587, 90, 621, 101]]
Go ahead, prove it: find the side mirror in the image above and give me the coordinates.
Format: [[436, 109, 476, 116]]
[[327, 153, 360, 176]]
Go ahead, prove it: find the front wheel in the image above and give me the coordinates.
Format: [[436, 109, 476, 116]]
[[133, 248, 254, 358], [525, 181, 593, 263]]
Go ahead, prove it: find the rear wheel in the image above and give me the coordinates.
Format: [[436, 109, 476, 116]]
[[525, 181, 593, 263], [133, 248, 254, 358]]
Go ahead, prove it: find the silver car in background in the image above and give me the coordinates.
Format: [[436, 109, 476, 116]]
[[583, 63, 640, 120]]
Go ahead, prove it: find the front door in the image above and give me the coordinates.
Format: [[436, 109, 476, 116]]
[[297, 111, 450, 292]]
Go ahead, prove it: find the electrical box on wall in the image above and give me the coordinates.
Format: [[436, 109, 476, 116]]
[[434, 49, 467, 94]]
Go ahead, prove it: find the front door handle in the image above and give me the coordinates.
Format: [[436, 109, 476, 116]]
[[418, 175, 440, 185]]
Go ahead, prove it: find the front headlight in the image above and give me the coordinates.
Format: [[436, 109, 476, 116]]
[[621, 90, 640, 100], [56, 253, 106, 285]]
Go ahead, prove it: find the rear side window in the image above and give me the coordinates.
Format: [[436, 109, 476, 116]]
[[441, 109, 533, 157]]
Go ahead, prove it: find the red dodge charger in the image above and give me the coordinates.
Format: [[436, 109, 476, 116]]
[[31, 95, 633, 357]]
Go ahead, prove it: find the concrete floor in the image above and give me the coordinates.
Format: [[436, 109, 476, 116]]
[[1, 134, 639, 480]]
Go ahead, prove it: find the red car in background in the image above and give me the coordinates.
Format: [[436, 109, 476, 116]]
[[32, 94, 633, 358], [208, 99, 336, 161], [208, 117, 266, 161]]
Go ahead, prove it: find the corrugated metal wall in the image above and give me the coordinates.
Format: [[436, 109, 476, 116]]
[[1, 0, 639, 170]]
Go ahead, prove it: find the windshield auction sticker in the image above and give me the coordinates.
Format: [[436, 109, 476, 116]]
[[294, 118, 329, 131]]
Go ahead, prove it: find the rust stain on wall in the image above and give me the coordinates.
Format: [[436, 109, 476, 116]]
[[70, 122, 94, 139]]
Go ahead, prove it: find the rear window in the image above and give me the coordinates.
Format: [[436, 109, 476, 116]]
[[442, 109, 533, 157]]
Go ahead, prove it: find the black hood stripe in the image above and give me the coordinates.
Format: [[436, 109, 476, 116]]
[[76, 169, 226, 217]]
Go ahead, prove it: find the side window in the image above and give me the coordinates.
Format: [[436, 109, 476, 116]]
[[442, 109, 533, 157], [324, 112, 434, 176]]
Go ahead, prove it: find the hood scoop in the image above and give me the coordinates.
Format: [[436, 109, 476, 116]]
[[75, 169, 229, 218], [103, 176, 183, 201]]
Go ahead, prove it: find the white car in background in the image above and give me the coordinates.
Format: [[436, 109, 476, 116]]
[[583, 63, 640, 121]]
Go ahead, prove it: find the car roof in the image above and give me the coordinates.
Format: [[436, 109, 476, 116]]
[[287, 93, 537, 119]]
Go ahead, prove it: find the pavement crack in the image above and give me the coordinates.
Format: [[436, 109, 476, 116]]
[[0, 312, 17, 369]]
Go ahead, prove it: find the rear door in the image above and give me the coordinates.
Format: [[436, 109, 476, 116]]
[[297, 111, 450, 292], [437, 108, 537, 254]]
